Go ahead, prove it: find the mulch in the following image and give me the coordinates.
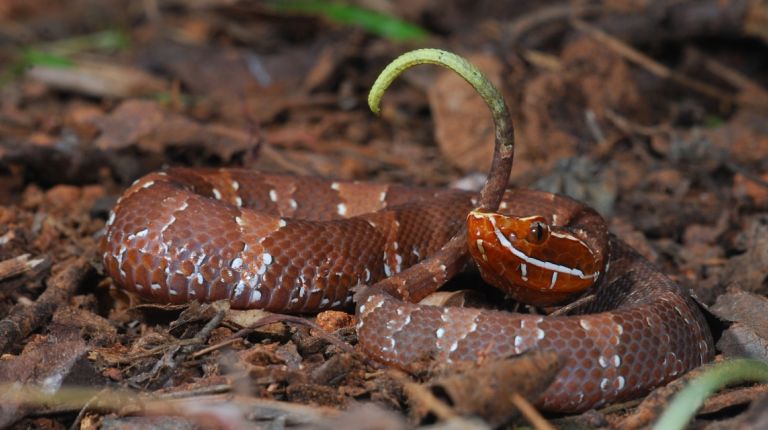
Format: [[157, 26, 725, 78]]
[[1, 1, 767, 428]]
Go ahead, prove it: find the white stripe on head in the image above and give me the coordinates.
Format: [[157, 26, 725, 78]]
[[488, 216, 597, 279], [550, 230, 592, 254], [548, 271, 558, 289]]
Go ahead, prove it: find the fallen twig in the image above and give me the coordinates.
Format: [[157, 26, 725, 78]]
[[503, 3, 605, 45], [687, 47, 768, 99], [1, 385, 340, 429], [0, 254, 51, 297], [0, 254, 48, 282], [0, 257, 89, 354], [232, 313, 358, 357], [572, 19, 768, 112], [548, 293, 595, 317], [510, 393, 555, 430]]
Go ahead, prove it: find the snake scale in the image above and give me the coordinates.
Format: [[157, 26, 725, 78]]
[[101, 50, 714, 413]]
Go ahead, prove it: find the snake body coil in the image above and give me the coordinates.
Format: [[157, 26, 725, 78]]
[[102, 49, 713, 413], [102, 167, 713, 412], [102, 168, 472, 312]]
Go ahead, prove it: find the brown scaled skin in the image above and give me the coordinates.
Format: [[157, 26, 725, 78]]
[[467, 210, 606, 307], [102, 170, 714, 412]]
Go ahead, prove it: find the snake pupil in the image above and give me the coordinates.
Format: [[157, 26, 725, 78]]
[[528, 221, 547, 244]]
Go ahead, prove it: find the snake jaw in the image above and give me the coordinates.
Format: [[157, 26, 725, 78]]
[[467, 210, 600, 306]]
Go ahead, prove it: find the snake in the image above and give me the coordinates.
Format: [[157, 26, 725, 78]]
[[100, 50, 714, 413]]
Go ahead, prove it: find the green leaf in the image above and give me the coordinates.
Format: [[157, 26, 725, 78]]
[[22, 49, 74, 68], [271, 0, 430, 41], [704, 114, 725, 128], [2, 29, 130, 87], [38, 29, 130, 57]]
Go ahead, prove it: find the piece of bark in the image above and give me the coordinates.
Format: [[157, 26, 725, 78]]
[[0, 324, 89, 428], [0, 254, 46, 282], [93, 99, 253, 159], [0, 254, 51, 296], [717, 324, 768, 361], [309, 353, 360, 387], [588, 0, 764, 46], [315, 310, 355, 332], [711, 289, 768, 339], [0, 257, 90, 354], [413, 351, 564, 427], [700, 384, 768, 415], [720, 215, 768, 292], [702, 391, 768, 430]]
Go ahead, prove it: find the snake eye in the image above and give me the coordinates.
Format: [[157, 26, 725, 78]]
[[527, 221, 549, 244]]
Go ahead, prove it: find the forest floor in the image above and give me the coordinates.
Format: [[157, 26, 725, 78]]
[[1, 1, 768, 429]]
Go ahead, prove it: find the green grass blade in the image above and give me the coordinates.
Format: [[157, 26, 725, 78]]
[[271, 1, 429, 41]]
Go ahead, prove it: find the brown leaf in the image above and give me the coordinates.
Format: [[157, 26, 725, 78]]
[[701, 391, 768, 430], [27, 59, 166, 98], [52, 305, 117, 347], [708, 111, 768, 166], [414, 351, 564, 427], [315, 310, 355, 332], [93, 100, 255, 163], [711, 290, 768, 360], [711, 289, 768, 339], [427, 53, 503, 172], [721, 216, 768, 292], [700, 384, 768, 415], [93, 100, 165, 151], [516, 37, 649, 181], [286, 383, 346, 407], [225, 307, 274, 327], [733, 172, 768, 206], [717, 324, 768, 361], [309, 353, 360, 386], [417, 290, 488, 308], [0, 325, 89, 427]]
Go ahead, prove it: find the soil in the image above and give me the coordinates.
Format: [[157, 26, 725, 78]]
[[1, 1, 768, 429]]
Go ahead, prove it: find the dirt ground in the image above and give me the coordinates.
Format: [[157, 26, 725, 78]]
[[1, 1, 768, 429]]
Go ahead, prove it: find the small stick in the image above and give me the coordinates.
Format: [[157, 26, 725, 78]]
[[232, 313, 358, 356], [503, 3, 605, 44], [0, 254, 45, 281], [548, 293, 595, 317], [0, 254, 51, 298], [510, 393, 555, 430], [604, 108, 768, 190], [3, 385, 339, 427], [191, 309, 226, 343], [572, 19, 768, 111], [69, 388, 109, 430], [725, 160, 768, 189], [689, 46, 768, 97], [389, 370, 458, 421], [191, 338, 242, 359]]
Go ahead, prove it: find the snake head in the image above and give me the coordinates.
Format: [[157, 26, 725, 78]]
[[467, 210, 603, 306]]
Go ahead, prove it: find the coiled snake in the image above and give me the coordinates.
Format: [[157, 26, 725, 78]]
[[101, 50, 713, 412]]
